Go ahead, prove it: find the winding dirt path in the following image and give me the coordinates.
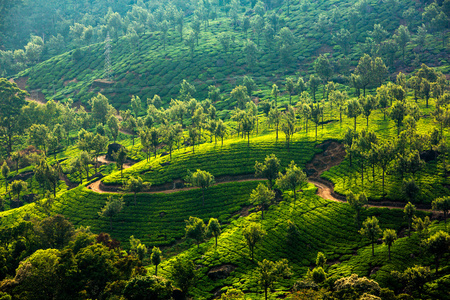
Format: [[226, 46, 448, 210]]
[[87, 147, 443, 216]]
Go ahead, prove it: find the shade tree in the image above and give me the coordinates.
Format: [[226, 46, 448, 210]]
[[359, 216, 382, 256], [185, 216, 206, 249], [255, 154, 280, 189], [207, 218, 221, 247], [404, 202, 416, 237], [432, 197, 450, 223], [243, 222, 266, 261], [185, 169, 215, 206], [276, 161, 307, 206], [383, 229, 397, 260], [257, 259, 291, 300], [0, 78, 28, 156], [425, 230, 450, 273], [123, 176, 150, 206], [151, 246, 162, 276], [98, 196, 124, 230], [250, 183, 275, 219], [347, 191, 368, 226]]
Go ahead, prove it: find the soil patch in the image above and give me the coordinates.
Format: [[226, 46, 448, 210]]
[[305, 140, 346, 178], [207, 264, 237, 281]]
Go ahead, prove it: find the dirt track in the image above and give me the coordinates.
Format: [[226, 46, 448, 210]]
[[87, 146, 442, 215]]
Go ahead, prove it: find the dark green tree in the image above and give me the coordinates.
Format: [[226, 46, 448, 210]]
[[0, 78, 28, 156], [98, 196, 124, 230], [359, 216, 382, 256], [250, 183, 275, 219], [243, 222, 266, 261], [255, 154, 280, 189], [185, 216, 206, 249]]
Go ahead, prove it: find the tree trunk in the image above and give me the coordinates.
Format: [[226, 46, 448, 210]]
[[315, 123, 318, 141], [202, 189, 205, 206], [388, 245, 391, 260], [155, 265, 158, 276], [215, 236, 218, 247], [264, 287, 268, 300], [276, 123, 279, 140]]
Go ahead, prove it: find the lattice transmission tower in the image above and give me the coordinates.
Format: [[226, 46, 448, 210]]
[[104, 32, 112, 81]]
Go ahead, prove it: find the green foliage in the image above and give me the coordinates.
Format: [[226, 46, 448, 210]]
[[243, 222, 266, 261], [359, 216, 382, 256], [151, 246, 162, 276], [207, 218, 221, 247], [249, 183, 275, 220], [185, 216, 206, 249], [255, 153, 281, 189], [123, 275, 173, 300], [98, 196, 124, 230], [276, 160, 307, 204], [257, 259, 292, 300], [170, 258, 197, 295], [425, 230, 450, 272]]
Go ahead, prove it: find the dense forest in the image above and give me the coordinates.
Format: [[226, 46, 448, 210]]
[[0, 0, 450, 299]]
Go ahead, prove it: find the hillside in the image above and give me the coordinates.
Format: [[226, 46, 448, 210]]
[[1, 0, 450, 299], [11, 0, 449, 110]]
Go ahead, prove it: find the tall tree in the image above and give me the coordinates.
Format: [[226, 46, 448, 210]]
[[390, 101, 408, 135], [432, 197, 450, 223], [314, 55, 333, 99], [375, 142, 393, 197], [310, 103, 321, 140], [1, 161, 10, 191], [268, 107, 282, 141], [308, 74, 321, 102], [185, 169, 215, 206], [112, 146, 128, 178], [207, 218, 221, 247], [151, 246, 162, 276], [404, 202, 416, 237], [89, 93, 115, 125], [276, 161, 307, 205], [394, 25, 410, 61], [360, 95, 378, 128], [98, 196, 124, 230], [243, 222, 266, 261], [383, 229, 397, 260], [185, 216, 206, 249], [425, 230, 450, 273], [231, 85, 250, 109], [123, 176, 150, 206], [346, 99, 361, 130], [355, 54, 373, 97], [359, 216, 382, 256], [250, 183, 275, 219], [347, 191, 368, 226], [11, 179, 27, 204], [0, 78, 27, 156], [255, 154, 280, 189], [257, 259, 291, 300]]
